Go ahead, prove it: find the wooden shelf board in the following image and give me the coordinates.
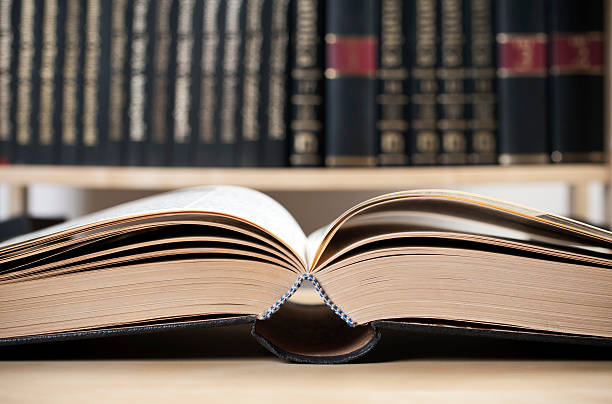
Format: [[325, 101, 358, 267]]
[[0, 164, 608, 191]]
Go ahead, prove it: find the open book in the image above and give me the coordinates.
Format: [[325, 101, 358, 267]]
[[1, 186, 611, 362]]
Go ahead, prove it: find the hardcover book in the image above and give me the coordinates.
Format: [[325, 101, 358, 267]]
[[1, 186, 611, 363]]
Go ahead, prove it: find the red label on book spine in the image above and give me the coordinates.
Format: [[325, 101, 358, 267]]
[[325, 35, 377, 78], [551, 33, 603, 75], [496, 33, 547, 77]]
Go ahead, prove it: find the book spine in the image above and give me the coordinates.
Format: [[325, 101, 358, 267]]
[[495, 0, 548, 165], [81, 0, 102, 165], [217, 0, 244, 166], [0, 0, 14, 164], [409, 0, 439, 165], [172, 0, 195, 166], [15, 0, 37, 164], [325, 0, 377, 167], [549, 0, 603, 163], [147, 0, 173, 166], [466, 0, 497, 164], [125, 0, 151, 166], [196, 0, 221, 166], [263, 0, 289, 166], [97, 0, 111, 165], [438, 0, 467, 165], [239, 0, 264, 167], [289, 0, 324, 167], [377, 0, 409, 166], [107, 0, 129, 166], [36, 0, 59, 164]]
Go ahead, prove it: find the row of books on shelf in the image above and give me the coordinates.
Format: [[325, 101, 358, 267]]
[[0, 0, 604, 167]]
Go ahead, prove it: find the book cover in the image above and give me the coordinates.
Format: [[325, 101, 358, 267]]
[[409, 0, 439, 165], [466, 0, 497, 164], [325, 0, 377, 167], [0, 0, 16, 165], [289, 0, 324, 167], [495, 0, 548, 165], [195, 0, 222, 167], [549, 0, 603, 163], [377, 0, 409, 166], [438, 0, 468, 165], [262, 0, 289, 167]]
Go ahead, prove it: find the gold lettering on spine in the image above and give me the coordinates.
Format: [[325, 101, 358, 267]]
[[290, 0, 321, 164], [109, 0, 127, 142], [469, 0, 495, 163], [39, 0, 57, 146], [151, 0, 172, 145], [438, 0, 466, 164], [412, 0, 438, 164], [129, 0, 149, 142], [83, 0, 100, 146], [199, 0, 219, 144], [268, 0, 288, 140], [16, 0, 34, 145], [378, 0, 408, 164], [220, 0, 242, 144], [62, 1, 79, 145], [242, 0, 263, 141], [0, 0, 13, 141], [173, 0, 194, 144]]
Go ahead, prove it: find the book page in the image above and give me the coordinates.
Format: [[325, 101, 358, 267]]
[[0, 186, 307, 262]]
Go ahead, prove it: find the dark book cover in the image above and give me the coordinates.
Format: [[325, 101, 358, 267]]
[[289, 0, 324, 167], [217, 0, 246, 167], [325, 0, 377, 167], [409, 0, 439, 165], [466, 0, 497, 164], [437, 0, 467, 165], [377, 0, 409, 166], [14, 0, 40, 164], [195, 0, 224, 167], [106, 0, 131, 166], [81, 0, 104, 165], [33, 0, 59, 165], [238, 0, 266, 167], [125, 0, 154, 166], [262, 0, 290, 167], [147, 0, 174, 167], [549, 0, 603, 163], [495, 0, 548, 165], [0, 0, 18, 165], [171, 0, 196, 167]]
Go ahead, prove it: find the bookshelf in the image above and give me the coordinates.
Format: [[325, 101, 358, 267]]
[[0, 163, 609, 221]]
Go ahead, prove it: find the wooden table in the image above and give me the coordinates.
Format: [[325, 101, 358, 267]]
[[1, 360, 611, 403]]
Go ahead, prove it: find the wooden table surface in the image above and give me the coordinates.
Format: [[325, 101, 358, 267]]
[[1, 359, 611, 403]]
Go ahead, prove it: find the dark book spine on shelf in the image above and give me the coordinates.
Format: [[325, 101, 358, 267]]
[[263, 0, 289, 166], [325, 0, 377, 167], [409, 0, 439, 165], [466, 0, 497, 164], [495, 0, 548, 165], [35, 0, 59, 164], [148, 0, 173, 166], [0, 0, 16, 164], [125, 0, 152, 166], [289, 0, 324, 167], [196, 0, 222, 166], [549, 0, 603, 163], [172, 0, 196, 166], [218, 0, 245, 167], [81, 0, 102, 165], [107, 0, 130, 166], [238, 0, 265, 167], [438, 0, 467, 165], [97, 0, 111, 165], [377, 0, 409, 166], [14, 0, 38, 164]]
